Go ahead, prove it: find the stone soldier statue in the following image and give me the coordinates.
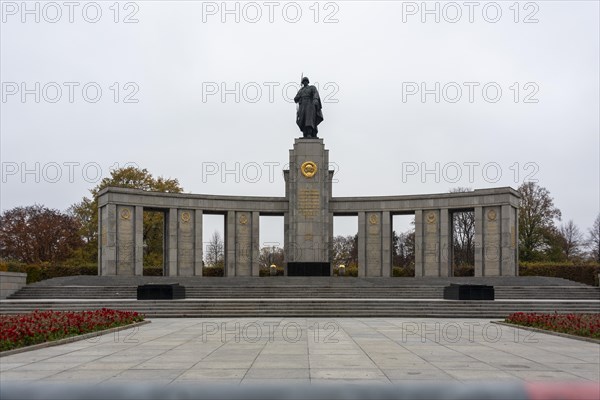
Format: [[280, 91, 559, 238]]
[[294, 77, 323, 138]]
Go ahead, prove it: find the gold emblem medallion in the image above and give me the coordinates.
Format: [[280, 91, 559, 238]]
[[301, 161, 317, 178], [239, 214, 248, 225], [487, 209, 497, 221], [181, 211, 191, 223]]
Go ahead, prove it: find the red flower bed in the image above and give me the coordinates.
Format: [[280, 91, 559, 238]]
[[505, 312, 600, 339], [0, 309, 144, 351]]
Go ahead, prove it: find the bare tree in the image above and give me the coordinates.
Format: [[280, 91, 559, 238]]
[[331, 235, 358, 267], [393, 229, 415, 268], [205, 231, 224, 267], [587, 214, 600, 263], [449, 188, 475, 268], [258, 246, 285, 269], [558, 220, 584, 261], [452, 211, 475, 267]]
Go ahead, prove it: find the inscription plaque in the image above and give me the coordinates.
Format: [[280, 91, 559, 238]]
[[298, 188, 320, 218]]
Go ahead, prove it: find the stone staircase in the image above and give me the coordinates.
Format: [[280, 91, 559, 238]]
[[1, 299, 598, 318], [7, 285, 600, 300], [2, 276, 598, 318]]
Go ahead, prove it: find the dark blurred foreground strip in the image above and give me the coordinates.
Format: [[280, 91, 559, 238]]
[[1, 382, 598, 400]]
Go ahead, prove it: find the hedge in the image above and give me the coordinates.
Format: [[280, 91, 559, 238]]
[[453, 265, 475, 277], [203, 266, 224, 277], [519, 263, 600, 286], [333, 265, 358, 277], [392, 266, 414, 277], [0, 261, 97, 284], [3, 260, 598, 286], [0, 261, 172, 282], [259, 266, 285, 277], [143, 267, 164, 276]]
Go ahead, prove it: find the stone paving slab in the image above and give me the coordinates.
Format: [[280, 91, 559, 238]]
[[1, 318, 598, 385]]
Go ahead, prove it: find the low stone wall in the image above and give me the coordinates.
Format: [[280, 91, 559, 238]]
[[0, 271, 27, 299]]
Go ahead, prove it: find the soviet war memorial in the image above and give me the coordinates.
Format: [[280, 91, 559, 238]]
[[95, 77, 520, 280], [97, 101, 520, 279], [1, 2, 599, 399]]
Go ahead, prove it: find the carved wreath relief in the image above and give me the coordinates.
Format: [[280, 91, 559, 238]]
[[120, 208, 131, 220], [369, 214, 378, 225], [426, 212, 436, 224], [181, 211, 191, 223]]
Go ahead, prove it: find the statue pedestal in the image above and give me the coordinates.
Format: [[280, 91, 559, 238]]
[[287, 262, 330, 276], [283, 139, 333, 275]]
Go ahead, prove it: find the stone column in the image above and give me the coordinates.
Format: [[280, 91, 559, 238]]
[[251, 211, 260, 276], [177, 210, 194, 276], [421, 209, 441, 277], [194, 210, 203, 276], [283, 212, 289, 275], [328, 211, 334, 275], [501, 205, 518, 276], [439, 209, 451, 277], [134, 206, 143, 276], [382, 211, 392, 277], [98, 207, 102, 276], [226, 211, 236, 276], [284, 139, 332, 264], [414, 210, 424, 277], [474, 206, 484, 277], [234, 211, 253, 276], [99, 204, 117, 276], [365, 212, 383, 276], [357, 211, 366, 277], [166, 208, 178, 276], [483, 206, 501, 276], [116, 205, 135, 275]]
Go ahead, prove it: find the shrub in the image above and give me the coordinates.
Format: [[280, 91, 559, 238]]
[[453, 265, 475, 277], [203, 266, 224, 277], [333, 265, 358, 277], [519, 262, 600, 286], [142, 266, 163, 276], [0, 260, 97, 284], [259, 266, 285, 277], [392, 266, 415, 277]]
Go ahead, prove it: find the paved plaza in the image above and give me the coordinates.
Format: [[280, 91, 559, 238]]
[[1, 318, 599, 385]]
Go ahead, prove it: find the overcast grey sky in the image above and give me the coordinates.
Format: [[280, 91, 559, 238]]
[[1, 1, 599, 248]]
